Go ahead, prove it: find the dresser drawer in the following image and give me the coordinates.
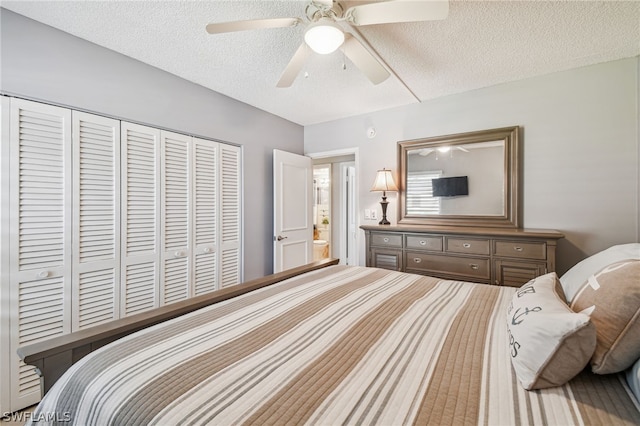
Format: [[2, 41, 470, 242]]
[[405, 252, 490, 280], [445, 237, 490, 255], [494, 240, 547, 260], [370, 232, 403, 248], [406, 234, 443, 251]]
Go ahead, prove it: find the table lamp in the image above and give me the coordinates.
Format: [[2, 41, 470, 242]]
[[370, 168, 398, 225]]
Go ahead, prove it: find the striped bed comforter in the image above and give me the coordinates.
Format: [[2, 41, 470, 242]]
[[30, 265, 640, 425]]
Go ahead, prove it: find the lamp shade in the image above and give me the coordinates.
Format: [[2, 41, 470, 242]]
[[370, 168, 398, 192], [304, 20, 345, 54]]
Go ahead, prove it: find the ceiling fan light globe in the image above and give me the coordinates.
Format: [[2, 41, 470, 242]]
[[304, 23, 344, 54]]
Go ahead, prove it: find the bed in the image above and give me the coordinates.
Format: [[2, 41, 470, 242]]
[[19, 250, 640, 425]]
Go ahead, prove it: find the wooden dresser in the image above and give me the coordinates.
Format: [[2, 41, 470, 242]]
[[361, 225, 563, 287]]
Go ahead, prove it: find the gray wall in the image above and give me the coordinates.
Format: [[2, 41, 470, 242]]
[[0, 9, 304, 280], [305, 57, 640, 275]]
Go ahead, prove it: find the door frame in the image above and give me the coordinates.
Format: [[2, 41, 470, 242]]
[[0, 96, 11, 414], [307, 148, 360, 266], [341, 163, 357, 266]]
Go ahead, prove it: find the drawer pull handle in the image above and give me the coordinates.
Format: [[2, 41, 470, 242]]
[[37, 270, 49, 279], [463, 243, 471, 248], [469, 263, 479, 270], [413, 258, 422, 263], [419, 240, 427, 246], [383, 237, 389, 243], [514, 246, 524, 252], [203, 247, 211, 254], [175, 251, 185, 258]]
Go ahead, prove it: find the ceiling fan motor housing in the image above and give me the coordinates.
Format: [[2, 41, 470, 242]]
[[305, 0, 344, 22]]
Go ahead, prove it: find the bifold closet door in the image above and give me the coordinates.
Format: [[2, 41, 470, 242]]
[[192, 137, 218, 295], [120, 122, 160, 316], [219, 144, 242, 288], [2, 97, 242, 413], [72, 111, 120, 330], [160, 131, 191, 304], [8, 99, 72, 410]]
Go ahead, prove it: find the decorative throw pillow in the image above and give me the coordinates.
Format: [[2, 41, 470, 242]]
[[506, 272, 596, 390], [570, 260, 640, 374], [560, 243, 640, 303]]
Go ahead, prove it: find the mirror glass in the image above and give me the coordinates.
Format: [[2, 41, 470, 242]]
[[398, 126, 520, 228], [405, 141, 504, 216]]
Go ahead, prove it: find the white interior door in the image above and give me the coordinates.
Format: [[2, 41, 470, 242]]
[[72, 111, 120, 330], [120, 122, 161, 316], [192, 137, 218, 295], [273, 149, 313, 273], [8, 99, 72, 411], [160, 130, 191, 305], [218, 144, 242, 287]]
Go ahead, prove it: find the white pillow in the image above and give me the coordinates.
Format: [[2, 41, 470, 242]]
[[628, 358, 640, 404], [560, 243, 640, 303]]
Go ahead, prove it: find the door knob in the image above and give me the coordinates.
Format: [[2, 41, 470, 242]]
[[276, 235, 288, 241]]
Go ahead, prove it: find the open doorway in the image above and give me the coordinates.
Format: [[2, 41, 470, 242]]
[[311, 152, 357, 265], [312, 165, 331, 261]]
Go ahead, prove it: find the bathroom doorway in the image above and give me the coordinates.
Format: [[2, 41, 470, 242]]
[[311, 152, 357, 265], [312, 164, 331, 261]]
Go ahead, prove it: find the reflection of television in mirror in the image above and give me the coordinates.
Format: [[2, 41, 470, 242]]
[[432, 176, 468, 197]]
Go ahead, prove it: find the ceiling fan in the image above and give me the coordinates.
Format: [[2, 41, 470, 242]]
[[206, 0, 449, 87], [412, 146, 470, 157]]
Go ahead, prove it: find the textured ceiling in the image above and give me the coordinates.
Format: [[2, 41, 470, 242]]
[[2, 0, 639, 126]]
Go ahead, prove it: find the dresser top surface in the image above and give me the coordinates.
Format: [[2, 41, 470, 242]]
[[360, 224, 564, 240]]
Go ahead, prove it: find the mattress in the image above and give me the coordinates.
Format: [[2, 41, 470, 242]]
[[29, 265, 640, 425]]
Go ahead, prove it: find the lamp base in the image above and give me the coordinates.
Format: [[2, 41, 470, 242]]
[[379, 198, 391, 225]]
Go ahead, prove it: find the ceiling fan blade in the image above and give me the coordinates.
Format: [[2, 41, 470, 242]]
[[276, 43, 311, 88], [345, 0, 449, 26], [340, 33, 390, 85], [206, 17, 301, 34]]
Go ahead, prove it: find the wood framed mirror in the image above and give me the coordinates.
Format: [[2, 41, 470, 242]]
[[398, 126, 520, 228]]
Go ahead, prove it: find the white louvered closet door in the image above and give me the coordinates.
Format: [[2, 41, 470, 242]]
[[8, 99, 72, 410], [219, 144, 242, 288], [120, 122, 160, 316], [72, 112, 120, 330], [192, 138, 218, 295], [160, 131, 191, 304]]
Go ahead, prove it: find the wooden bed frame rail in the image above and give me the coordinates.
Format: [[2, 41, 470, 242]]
[[18, 258, 340, 394]]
